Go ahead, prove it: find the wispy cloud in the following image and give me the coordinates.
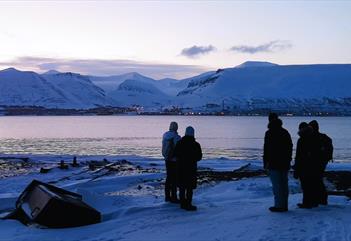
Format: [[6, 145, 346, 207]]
[[230, 40, 292, 54], [0, 56, 211, 79], [180, 45, 216, 58]]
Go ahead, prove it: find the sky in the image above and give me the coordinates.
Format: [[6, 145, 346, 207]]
[[0, 1, 350, 79]]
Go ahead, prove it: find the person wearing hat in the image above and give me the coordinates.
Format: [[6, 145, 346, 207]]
[[174, 126, 202, 211], [162, 121, 181, 203]]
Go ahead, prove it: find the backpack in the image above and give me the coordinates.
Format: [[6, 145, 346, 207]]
[[320, 133, 333, 163]]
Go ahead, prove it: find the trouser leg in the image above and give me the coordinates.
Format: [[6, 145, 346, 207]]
[[168, 162, 178, 200], [318, 170, 328, 204], [269, 170, 289, 209], [165, 162, 171, 200], [319, 177, 328, 204], [300, 176, 315, 206], [186, 188, 193, 205], [269, 170, 279, 207], [279, 171, 289, 209], [179, 188, 186, 203]]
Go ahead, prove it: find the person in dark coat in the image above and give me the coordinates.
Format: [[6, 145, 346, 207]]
[[174, 126, 202, 211], [263, 116, 293, 212], [309, 120, 333, 205], [294, 122, 322, 208]]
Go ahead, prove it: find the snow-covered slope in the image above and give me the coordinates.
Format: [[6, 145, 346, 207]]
[[108, 78, 173, 108], [1, 155, 351, 241], [153, 78, 188, 96], [0, 68, 72, 108], [91, 73, 188, 97], [42, 70, 61, 75], [176, 62, 351, 112], [235, 61, 279, 68], [90, 72, 156, 93], [44, 72, 115, 108], [2, 62, 351, 112]]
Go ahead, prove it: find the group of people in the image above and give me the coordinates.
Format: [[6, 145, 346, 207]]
[[162, 114, 333, 213], [162, 122, 202, 211], [264, 113, 333, 212]]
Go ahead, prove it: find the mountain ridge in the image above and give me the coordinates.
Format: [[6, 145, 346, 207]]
[[0, 62, 351, 114]]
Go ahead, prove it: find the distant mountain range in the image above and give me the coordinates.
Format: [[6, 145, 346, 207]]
[[0, 61, 351, 114]]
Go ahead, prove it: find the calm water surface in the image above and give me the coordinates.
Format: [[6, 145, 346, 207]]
[[0, 116, 350, 162]]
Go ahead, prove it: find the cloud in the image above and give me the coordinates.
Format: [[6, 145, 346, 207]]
[[230, 40, 292, 54], [0, 56, 211, 79], [181, 45, 216, 58]]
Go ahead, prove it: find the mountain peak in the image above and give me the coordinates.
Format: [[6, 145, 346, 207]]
[[235, 61, 278, 68], [43, 70, 61, 75], [1, 67, 21, 73]]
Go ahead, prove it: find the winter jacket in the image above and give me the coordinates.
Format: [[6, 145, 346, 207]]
[[263, 119, 293, 171], [162, 131, 181, 162], [294, 128, 323, 177], [174, 136, 202, 189]]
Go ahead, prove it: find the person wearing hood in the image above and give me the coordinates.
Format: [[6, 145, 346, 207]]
[[294, 122, 325, 208], [263, 115, 293, 212], [162, 121, 181, 203], [174, 126, 202, 211], [309, 120, 333, 205]]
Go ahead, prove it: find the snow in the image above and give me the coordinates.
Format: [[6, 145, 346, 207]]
[[90, 72, 157, 93], [176, 63, 351, 111], [1, 63, 351, 112], [0, 68, 72, 108], [108, 79, 173, 108], [0, 155, 351, 241], [44, 72, 116, 108], [235, 61, 279, 68]]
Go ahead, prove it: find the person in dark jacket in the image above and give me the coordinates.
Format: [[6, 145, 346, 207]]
[[309, 120, 333, 205], [174, 126, 202, 211], [263, 116, 293, 212], [162, 122, 181, 203], [294, 122, 322, 208]]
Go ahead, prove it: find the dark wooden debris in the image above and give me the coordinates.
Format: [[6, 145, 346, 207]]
[[325, 171, 351, 199], [197, 164, 267, 185]]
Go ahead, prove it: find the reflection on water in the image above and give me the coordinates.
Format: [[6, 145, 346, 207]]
[[0, 116, 350, 161], [0, 138, 264, 160]]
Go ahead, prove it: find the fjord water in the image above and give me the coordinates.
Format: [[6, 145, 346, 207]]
[[0, 116, 350, 162]]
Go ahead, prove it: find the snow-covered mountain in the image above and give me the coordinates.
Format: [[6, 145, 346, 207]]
[[89, 72, 156, 93], [176, 62, 351, 112], [108, 78, 173, 108], [0, 68, 73, 108], [235, 61, 279, 68], [0, 68, 116, 109], [90, 72, 186, 96], [43, 72, 116, 108], [1, 61, 351, 113]]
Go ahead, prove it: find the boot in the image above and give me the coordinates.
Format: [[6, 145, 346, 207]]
[[185, 204, 197, 211], [269, 206, 288, 212], [180, 201, 188, 210]]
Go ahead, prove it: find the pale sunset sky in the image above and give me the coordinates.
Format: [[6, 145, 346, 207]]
[[0, 1, 350, 79]]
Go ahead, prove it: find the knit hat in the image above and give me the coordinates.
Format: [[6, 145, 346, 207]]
[[185, 126, 195, 137], [268, 113, 278, 122], [169, 122, 178, 131]]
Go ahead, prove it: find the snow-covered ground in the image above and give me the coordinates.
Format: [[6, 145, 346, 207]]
[[0, 155, 351, 241]]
